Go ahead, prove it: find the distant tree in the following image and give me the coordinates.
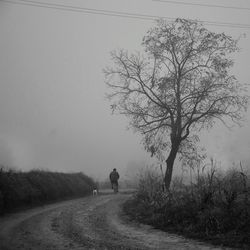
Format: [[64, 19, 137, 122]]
[[104, 19, 248, 191]]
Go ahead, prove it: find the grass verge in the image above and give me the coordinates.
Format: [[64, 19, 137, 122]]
[[123, 166, 250, 249]]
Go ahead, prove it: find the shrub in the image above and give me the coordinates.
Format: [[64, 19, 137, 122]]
[[124, 164, 250, 248], [0, 169, 95, 214]]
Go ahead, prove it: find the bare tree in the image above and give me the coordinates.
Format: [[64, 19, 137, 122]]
[[104, 19, 248, 191]]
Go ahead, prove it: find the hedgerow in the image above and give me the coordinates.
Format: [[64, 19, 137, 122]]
[[0, 168, 95, 214]]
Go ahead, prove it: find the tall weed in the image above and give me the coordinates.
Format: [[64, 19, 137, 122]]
[[124, 164, 250, 248]]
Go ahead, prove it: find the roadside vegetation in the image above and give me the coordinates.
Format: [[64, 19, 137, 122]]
[[105, 18, 249, 191], [123, 163, 250, 249], [0, 167, 95, 214]]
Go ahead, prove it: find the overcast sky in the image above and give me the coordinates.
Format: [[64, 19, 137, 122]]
[[0, 0, 250, 180]]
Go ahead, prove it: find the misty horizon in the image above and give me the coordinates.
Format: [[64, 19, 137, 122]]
[[0, 0, 250, 181]]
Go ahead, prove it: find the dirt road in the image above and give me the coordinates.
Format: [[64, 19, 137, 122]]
[[0, 191, 232, 250]]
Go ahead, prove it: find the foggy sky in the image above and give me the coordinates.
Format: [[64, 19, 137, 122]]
[[0, 0, 250, 180]]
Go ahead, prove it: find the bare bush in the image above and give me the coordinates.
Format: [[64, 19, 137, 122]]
[[124, 163, 250, 248]]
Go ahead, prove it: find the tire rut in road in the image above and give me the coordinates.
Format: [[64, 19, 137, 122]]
[[0, 193, 232, 250], [0, 198, 94, 250], [52, 195, 139, 249]]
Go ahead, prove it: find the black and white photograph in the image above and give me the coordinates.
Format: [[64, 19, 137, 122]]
[[0, 0, 250, 249]]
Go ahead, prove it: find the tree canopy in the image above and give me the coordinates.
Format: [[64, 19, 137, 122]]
[[104, 19, 248, 190]]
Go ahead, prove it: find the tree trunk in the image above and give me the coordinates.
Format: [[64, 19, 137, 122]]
[[164, 144, 179, 191]]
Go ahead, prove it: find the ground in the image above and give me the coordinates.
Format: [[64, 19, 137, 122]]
[[0, 190, 233, 250]]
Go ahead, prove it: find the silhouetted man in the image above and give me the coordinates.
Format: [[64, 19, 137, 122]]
[[109, 168, 119, 191]]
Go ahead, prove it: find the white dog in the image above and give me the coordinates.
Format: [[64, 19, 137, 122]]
[[92, 189, 98, 196]]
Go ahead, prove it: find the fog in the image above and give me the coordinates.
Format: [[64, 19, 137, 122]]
[[0, 0, 250, 181]]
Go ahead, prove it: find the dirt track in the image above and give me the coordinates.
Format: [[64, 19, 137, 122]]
[[0, 191, 232, 250]]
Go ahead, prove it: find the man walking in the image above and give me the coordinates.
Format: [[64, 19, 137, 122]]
[[109, 168, 119, 192]]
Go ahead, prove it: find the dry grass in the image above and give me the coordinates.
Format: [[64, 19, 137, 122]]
[[124, 164, 250, 248]]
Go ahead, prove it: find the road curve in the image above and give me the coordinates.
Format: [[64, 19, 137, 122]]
[[0, 191, 231, 250]]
